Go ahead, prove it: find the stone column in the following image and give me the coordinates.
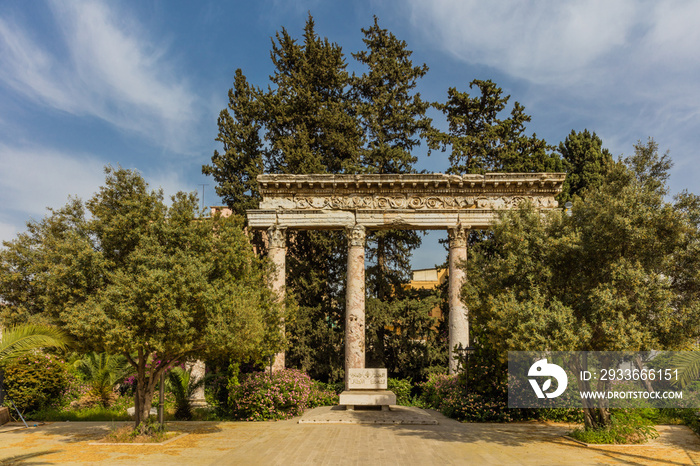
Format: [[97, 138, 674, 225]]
[[448, 224, 469, 374], [345, 224, 366, 390], [187, 360, 207, 407], [268, 225, 287, 372]]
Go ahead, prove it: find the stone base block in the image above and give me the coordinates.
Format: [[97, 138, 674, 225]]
[[190, 398, 209, 409], [339, 390, 396, 410], [0, 407, 10, 426]]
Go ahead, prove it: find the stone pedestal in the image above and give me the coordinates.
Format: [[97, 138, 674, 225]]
[[268, 225, 286, 372], [340, 368, 395, 410], [345, 225, 366, 390], [448, 225, 469, 374]]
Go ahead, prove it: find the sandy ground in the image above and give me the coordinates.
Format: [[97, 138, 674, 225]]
[[0, 408, 698, 465]]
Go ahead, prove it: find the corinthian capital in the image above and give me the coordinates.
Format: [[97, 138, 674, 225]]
[[346, 224, 366, 248], [267, 225, 287, 249], [448, 224, 468, 249]]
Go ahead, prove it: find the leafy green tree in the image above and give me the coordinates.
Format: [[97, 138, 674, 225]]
[[464, 139, 700, 429], [352, 16, 430, 174], [262, 16, 360, 380], [671, 352, 700, 389], [0, 167, 279, 428], [365, 289, 444, 380], [558, 129, 613, 203], [427, 79, 562, 174]]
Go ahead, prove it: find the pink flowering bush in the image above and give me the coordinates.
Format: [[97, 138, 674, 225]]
[[229, 369, 337, 421]]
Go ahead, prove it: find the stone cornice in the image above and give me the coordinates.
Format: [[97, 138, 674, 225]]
[[258, 173, 565, 195]]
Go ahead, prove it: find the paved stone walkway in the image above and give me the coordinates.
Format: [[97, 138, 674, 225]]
[[0, 409, 698, 465]]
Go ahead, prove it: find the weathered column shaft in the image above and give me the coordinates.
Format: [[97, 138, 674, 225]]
[[345, 224, 366, 389], [448, 224, 469, 375], [268, 226, 286, 372], [187, 360, 207, 406]]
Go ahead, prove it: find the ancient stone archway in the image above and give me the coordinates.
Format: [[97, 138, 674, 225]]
[[246, 173, 565, 381]]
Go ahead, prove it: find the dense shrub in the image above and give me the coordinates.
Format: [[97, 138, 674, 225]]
[[387, 377, 412, 406], [3, 352, 71, 414], [419, 373, 518, 422], [229, 369, 336, 421]]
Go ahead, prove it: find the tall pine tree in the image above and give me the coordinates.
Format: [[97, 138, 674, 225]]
[[204, 16, 362, 382], [557, 129, 613, 203], [352, 17, 441, 375], [427, 79, 562, 174]]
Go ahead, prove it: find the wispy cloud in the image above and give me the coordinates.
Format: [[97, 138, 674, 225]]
[[402, 0, 697, 87], [0, 144, 106, 218], [0, 143, 194, 245], [402, 0, 700, 192], [0, 0, 199, 155]]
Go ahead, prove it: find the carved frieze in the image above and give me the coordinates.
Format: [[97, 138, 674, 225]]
[[291, 194, 558, 211]]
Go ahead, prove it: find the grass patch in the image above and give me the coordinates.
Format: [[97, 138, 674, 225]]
[[30, 406, 131, 422], [569, 410, 659, 444]]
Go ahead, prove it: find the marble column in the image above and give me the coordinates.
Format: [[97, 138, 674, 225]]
[[345, 224, 366, 390], [187, 359, 207, 407], [448, 224, 469, 374], [268, 225, 287, 372]]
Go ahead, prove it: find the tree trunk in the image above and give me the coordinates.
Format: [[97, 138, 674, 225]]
[[634, 355, 655, 393], [570, 353, 612, 431], [130, 349, 164, 430]]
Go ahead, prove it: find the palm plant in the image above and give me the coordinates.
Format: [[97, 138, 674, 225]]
[[672, 352, 700, 389], [0, 324, 70, 366], [74, 352, 134, 407], [166, 366, 206, 420]]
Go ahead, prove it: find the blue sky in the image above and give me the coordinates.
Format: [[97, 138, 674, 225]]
[[1, 0, 699, 269]]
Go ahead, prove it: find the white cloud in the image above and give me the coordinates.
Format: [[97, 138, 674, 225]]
[[0, 144, 106, 217], [405, 0, 638, 85], [0, 143, 195, 246], [403, 0, 700, 195], [404, 0, 700, 91], [0, 0, 199, 155]]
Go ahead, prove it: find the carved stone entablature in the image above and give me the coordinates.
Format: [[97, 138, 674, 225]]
[[248, 173, 565, 230], [267, 225, 286, 249], [448, 224, 468, 249], [346, 224, 366, 248], [257, 173, 563, 211]]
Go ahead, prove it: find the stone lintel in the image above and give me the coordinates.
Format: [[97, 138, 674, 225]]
[[248, 209, 525, 231]]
